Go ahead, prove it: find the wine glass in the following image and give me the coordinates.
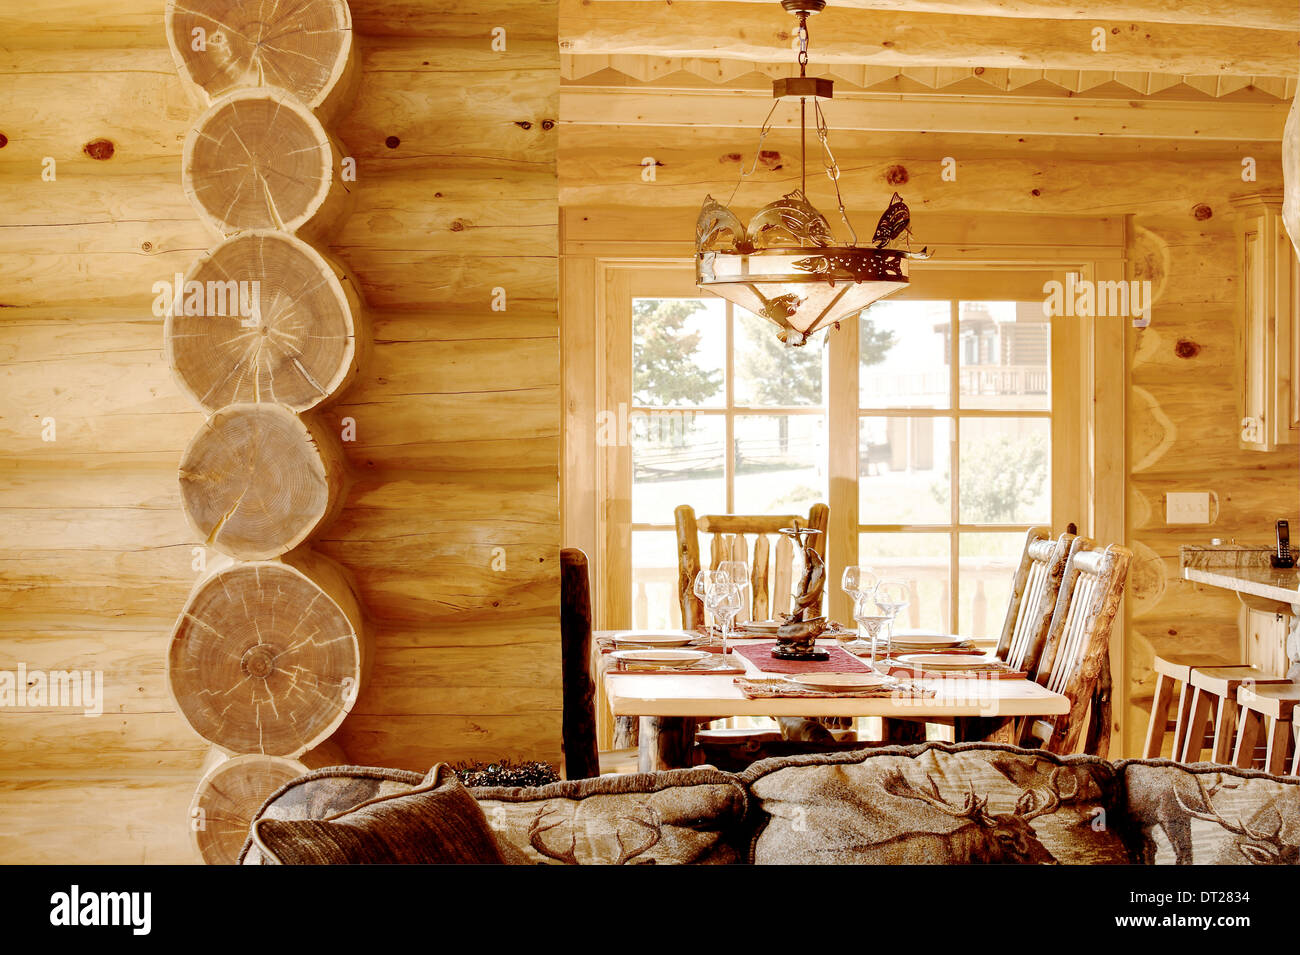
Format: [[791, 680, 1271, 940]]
[[852, 593, 894, 671], [719, 560, 751, 625], [841, 565, 878, 638], [873, 579, 911, 662], [693, 570, 725, 632], [709, 580, 743, 654], [841, 566, 877, 607]]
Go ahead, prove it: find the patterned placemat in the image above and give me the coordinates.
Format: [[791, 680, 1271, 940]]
[[733, 641, 873, 675], [734, 677, 934, 700]]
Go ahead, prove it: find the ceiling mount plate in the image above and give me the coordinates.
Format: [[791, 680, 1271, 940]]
[[781, 0, 827, 14]]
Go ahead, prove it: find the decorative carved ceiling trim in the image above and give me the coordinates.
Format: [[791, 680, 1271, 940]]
[[562, 55, 1298, 102]]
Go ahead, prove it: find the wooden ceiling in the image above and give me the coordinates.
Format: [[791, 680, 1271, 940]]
[[559, 1, 1299, 71], [559, 0, 1299, 144]]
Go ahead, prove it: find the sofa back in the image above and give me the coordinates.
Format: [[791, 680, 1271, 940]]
[[239, 764, 750, 865], [1115, 757, 1300, 865], [739, 741, 1131, 864], [239, 744, 1300, 865]]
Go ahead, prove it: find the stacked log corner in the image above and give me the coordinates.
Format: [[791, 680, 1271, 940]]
[[162, 0, 364, 865]]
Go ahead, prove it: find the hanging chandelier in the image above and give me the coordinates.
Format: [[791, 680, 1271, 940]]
[[695, 0, 928, 346]]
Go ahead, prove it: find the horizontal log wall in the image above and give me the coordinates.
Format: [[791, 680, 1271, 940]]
[[0, 0, 560, 863]]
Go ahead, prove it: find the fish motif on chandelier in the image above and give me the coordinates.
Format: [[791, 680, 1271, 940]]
[[747, 190, 835, 249]]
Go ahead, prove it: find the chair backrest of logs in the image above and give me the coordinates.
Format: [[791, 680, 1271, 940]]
[[995, 528, 1079, 677], [1022, 542, 1132, 756], [675, 503, 829, 629]]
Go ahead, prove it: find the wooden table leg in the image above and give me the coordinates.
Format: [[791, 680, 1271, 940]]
[[638, 716, 697, 771], [954, 715, 1019, 745], [880, 718, 927, 745]]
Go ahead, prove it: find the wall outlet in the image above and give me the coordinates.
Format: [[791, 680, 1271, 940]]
[[1166, 492, 1211, 524]]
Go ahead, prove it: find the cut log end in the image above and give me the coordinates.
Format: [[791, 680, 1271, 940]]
[[184, 89, 344, 238], [166, 0, 354, 117], [179, 403, 344, 560], [168, 557, 364, 758], [190, 753, 309, 865], [165, 231, 361, 413]]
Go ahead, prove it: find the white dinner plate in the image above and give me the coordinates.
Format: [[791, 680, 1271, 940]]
[[890, 634, 967, 650], [610, 630, 696, 647], [895, 652, 996, 670], [610, 649, 709, 668], [740, 619, 783, 633], [783, 672, 895, 691]]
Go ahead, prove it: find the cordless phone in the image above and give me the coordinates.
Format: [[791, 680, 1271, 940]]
[[1273, 520, 1294, 568]]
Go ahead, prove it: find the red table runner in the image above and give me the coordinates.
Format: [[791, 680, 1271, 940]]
[[733, 641, 872, 674]]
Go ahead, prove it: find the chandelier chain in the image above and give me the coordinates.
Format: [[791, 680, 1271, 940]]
[[816, 99, 858, 245], [727, 98, 780, 206], [797, 14, 809, 76]]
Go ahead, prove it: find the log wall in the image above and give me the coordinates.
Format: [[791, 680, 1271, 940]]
[[0, 0, 560, 863]]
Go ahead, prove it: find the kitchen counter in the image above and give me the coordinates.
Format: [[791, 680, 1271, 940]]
[[1181, 545, 1300, 606], [1181, 545, 1299, 678]]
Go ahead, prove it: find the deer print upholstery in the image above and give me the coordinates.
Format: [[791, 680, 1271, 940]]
[[472, 768, 750, 865], [1121, 761, 1300, 865], [741, 742, 1131, 865], [239, 744, 1300, 865]]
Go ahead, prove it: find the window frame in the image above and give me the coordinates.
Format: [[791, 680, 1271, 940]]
[[560, 208, 1128, 746]]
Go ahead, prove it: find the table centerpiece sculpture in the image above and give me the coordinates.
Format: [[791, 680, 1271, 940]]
[[773, 525, 830, 660]]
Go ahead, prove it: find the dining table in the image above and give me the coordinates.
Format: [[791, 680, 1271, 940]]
[[597, 630, 1072, 771]]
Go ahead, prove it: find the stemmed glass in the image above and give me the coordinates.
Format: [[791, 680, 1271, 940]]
[[718, 560, 751, 625], [841, 565, 878, 610], [693, 569, 724, 630], [709, 580, 743, 655], [872, 579, 911, 663], [839, 565, 878, 654], [852, 593, 894, 671]]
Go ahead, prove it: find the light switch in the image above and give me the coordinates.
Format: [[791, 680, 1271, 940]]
[[1166, 492, 1211, 524]]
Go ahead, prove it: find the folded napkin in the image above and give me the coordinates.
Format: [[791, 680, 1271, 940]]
[[885, 662, 1027, 680], [596, 633, 726, 654], [606, 653, 744, 676], [733, 677, 933, 700], [886, 643, 978, 654]]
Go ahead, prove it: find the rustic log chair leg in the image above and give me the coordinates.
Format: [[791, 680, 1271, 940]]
[[1084, 664, 1113, 758], [1232, 708, 1262, 769]]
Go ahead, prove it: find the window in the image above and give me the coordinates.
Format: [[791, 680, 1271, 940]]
[[858, 274, 1058, 639], [597, 264, 1084, 636], [628, 289, 827, 629]]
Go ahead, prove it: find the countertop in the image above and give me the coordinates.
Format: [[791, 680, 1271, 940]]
[[1181, 545, 1300, 607]]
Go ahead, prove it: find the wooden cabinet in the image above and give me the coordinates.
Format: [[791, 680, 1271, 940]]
[[1242, 604, 1292, 678], [1233, 192, 1300, 451]]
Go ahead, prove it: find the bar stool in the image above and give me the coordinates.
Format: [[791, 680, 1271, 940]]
[[1180, 666, 1291, 763], [1233, 683, 1300, 776], [1142, 654, 1246, 759]]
